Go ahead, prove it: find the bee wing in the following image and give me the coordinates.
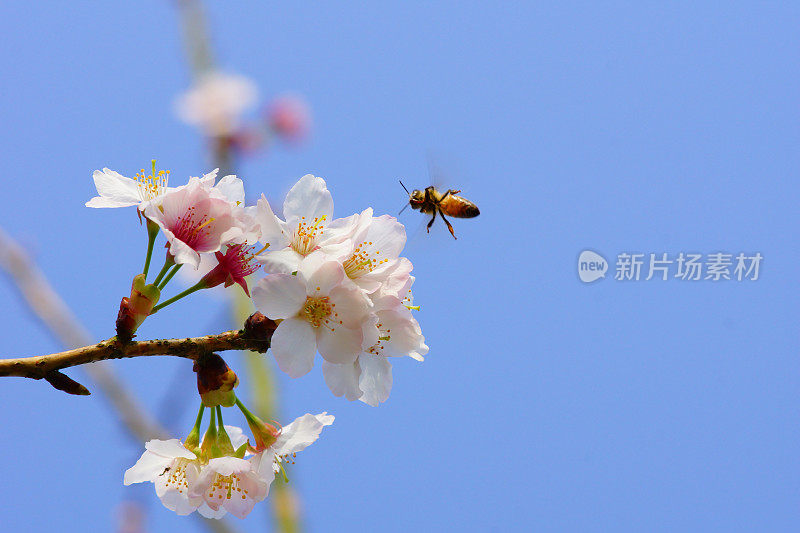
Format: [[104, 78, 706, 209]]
[[426, 151, 449, 189]]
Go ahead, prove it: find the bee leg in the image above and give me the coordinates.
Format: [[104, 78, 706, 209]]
[[426, 210, 437, 233], [440, 212, 457, 240]]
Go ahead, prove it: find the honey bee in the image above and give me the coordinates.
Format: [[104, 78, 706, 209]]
[[400, 181, 480, 239]]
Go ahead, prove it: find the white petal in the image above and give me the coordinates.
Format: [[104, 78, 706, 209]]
[[144, 439, 197, 459], [361, 315, 380, 351], [223, 472, 268, 519], [252, 275, 306, 319], [213, 175, 245, 204], [322, 360, 363, 401], [255, 195, 289, 249], [302, 257, 344, 295], [271, 318, 317, 377], [329, 286, 370, 329], [123, 451, 170, 485], [224, 425, 249, 450], [198, 504, 228, 519], [258, 248, 304, 275], [205, 456, 252, 477], [283, 174, 333, 222], [87, 168, 142, 208], [273, 412, 335, 456], [376, 309, 426, 358], [316, 325, 361, 365], [321, 207, 371, 246], [157, 465, 202, 515], [362, 214, 407, 259], [197, 169, 219, 187], [358, 353, 393, 406]]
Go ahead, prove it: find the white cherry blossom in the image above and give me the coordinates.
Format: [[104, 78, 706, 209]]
[[124, 439, 204, 516], [324, 291, 427, 406], [124, 426, 249, 518], [252, 252, 370, 377], [327, 208, 408, 294], [191, 456, 270, 519], [86, 162, 219, 211], [252, 412, 334, 477], [255, 174, 354, 274], [175, 71, 257, 137]]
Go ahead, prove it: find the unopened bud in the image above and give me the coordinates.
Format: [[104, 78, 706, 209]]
[[242, 312, 278, 353], [116, 274, 160, 342], [266, 95, 310, 143], [194, 352, 239, 407]]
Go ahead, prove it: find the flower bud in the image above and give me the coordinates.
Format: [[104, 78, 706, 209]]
[[194, 352, 239, 407], [242, 312, 278, 353], [115, 274, 160, 342], [266, 95, 310, 143]]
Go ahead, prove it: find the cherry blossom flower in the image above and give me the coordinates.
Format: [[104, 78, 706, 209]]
[[324, 291, 427, 406], [86, 162, 219, 211], [327, 208, 408, 294], [267, 95, 311, 142], [255, 174, 353, 274], [125, 426, 251, 518], [144, 178, 241, 268], [175, 71, 257, 137], [252, 252, 370, 378], [191, 456, 270, 519], [200, 173, 261, 244], [200, 243, 262, 296], [250, 412, 334, 478], [124, 439, 204, 516]]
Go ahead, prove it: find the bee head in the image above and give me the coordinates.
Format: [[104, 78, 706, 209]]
[[409, 189, 425, 209]]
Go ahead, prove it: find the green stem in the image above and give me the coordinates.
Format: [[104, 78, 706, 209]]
[[185, 403, 205, 449], [234, 396, 262, 426], [152, 254, 175, 287], [151, 279, 206, 313], [142, 218, 160, 279], [158, 264, 183, 290], [216, 405, 224, 427]]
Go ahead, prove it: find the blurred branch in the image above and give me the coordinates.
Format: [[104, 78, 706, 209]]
[[0, 227, 238, 533], [0, 327, 275, 388], [0, 227, 165, 436]]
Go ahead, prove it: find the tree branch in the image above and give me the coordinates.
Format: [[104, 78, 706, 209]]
[[0, 327, 274, 388]]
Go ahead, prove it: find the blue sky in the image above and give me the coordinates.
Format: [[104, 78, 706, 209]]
[[0, 2, 797, 532]]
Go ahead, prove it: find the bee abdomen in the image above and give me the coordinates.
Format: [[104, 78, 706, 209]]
[[441, 196, 480, 218]]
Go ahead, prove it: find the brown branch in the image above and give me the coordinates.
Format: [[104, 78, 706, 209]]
[[0, 326, 274, 387], [0, 227, 268, 533]]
